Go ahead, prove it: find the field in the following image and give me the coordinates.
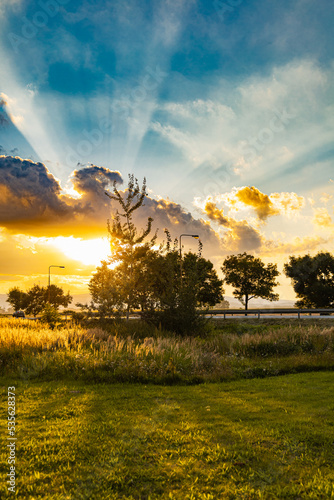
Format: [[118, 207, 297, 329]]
[[1, 318, 334, 498], [1, 373, 334, 499]]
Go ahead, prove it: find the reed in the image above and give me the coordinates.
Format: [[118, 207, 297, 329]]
[[1, 318, 333, 383]]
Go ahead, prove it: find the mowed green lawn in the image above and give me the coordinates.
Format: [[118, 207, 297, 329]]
[[1, 372, 334, 499]]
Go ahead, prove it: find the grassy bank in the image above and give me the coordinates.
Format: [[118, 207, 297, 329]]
[[1, 372, 333, 499], [0, 318, 333, 383]]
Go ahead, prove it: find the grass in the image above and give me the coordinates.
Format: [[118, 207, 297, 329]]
[[1, 318, 334, 498], [0, 318, 333, 384], [1, 372, 334, 499]]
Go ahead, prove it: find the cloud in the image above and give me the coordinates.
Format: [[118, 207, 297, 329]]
[[150, 59, 334, 201], [70, 165, 123, 199], [235, 186, 279, 220], [203, 201, 230, 226], [0, 156, 223, 258], [202, 195, 329, 256], [204, 201, 263, 251], [0, 156, 123, 236], [261, 235, 330, 256], [269, 191, 305, 216], [198, 187, 305, 222], [312, 207, 334, 229], [0, 97, 10, 127], [320, 193, 333, 204], [0, 230, 96, 284]]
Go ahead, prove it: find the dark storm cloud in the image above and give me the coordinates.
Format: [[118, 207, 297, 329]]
[[0, 156, 70, 221], [71, 165, 123, 197], [0, 156, 123, 236]]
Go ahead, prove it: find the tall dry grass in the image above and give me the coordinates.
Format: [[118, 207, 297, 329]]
[[1, 318, 334, 383]]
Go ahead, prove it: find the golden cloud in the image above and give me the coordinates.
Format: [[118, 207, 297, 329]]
[[235, 186, 279, 220], [312, 207, 334, 228], [204, 187, 305, 222], [269, 191, 305, 215], [204, 201, 263, 251]]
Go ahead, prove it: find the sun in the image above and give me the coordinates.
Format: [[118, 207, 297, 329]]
[[51, 236, 111, 266]]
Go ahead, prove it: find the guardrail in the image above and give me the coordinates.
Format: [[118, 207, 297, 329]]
[[201, 308, 334, 319], [3, 308, 334, 321]]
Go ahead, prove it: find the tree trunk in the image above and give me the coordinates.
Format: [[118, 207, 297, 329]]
[[245, 294, 248, 317]]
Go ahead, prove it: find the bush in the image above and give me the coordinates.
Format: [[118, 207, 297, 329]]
[[40, 304, 62, 329]]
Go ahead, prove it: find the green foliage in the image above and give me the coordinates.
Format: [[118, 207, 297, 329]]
[[40, 304, 62, 329], [284, 252, 334, 308], [47, 284, 72, 310], [183, 251, 224, 307], [222, 252, 279, 310], [106, 174, 157, 248], [141, 230, 224, 334], [7, 284, 72, 316], [7, 286, 28, 310], [89, 246, 159, 319], [89, 262, 123, 317]]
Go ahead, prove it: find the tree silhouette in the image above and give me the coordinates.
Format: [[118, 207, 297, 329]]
[[284, 252, 334, 308], [104, 175, 157, 319], [222, 253, 279, 310]]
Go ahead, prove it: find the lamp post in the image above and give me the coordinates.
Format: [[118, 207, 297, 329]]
[[179, 234, 199, 281], [48, 265, 65, 302]]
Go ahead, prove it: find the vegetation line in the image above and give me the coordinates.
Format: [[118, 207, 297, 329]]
[[1, 317, 333, 384]]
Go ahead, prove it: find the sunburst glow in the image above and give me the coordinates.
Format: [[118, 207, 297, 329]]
[[49, 237, 111, 267]]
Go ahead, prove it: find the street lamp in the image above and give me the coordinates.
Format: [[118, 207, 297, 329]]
[[179, 234, 199, 280], [48, 265, 65, 302]]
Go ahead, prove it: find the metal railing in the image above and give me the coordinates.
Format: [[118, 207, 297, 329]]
[[201, 308, 334, 319]]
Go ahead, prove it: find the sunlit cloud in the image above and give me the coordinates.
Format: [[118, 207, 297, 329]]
[[203, 201, 263, 252], [312, 207, 334, 230]]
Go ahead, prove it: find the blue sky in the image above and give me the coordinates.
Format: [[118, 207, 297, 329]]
[[0, 0, 334, 300]]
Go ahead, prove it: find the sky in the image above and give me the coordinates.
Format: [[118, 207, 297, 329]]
[[0, 0, 334, 304]]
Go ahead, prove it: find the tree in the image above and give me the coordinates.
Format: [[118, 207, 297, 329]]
[[221, 253, 279, 310], [47, 285, 72, 310], [141, 231, 224, 333], [7, 284, 72, 316], [89, 248, 161, 319], [89, 261, 124, 318], [89, 223, 224, 332], [284, 252, 334, 308], [7, 287, 28, 311], [40, 304, 62, 329], [104, 175, 157, 319], [182, 252, 224, 307], [25, 285, 46, 316]]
